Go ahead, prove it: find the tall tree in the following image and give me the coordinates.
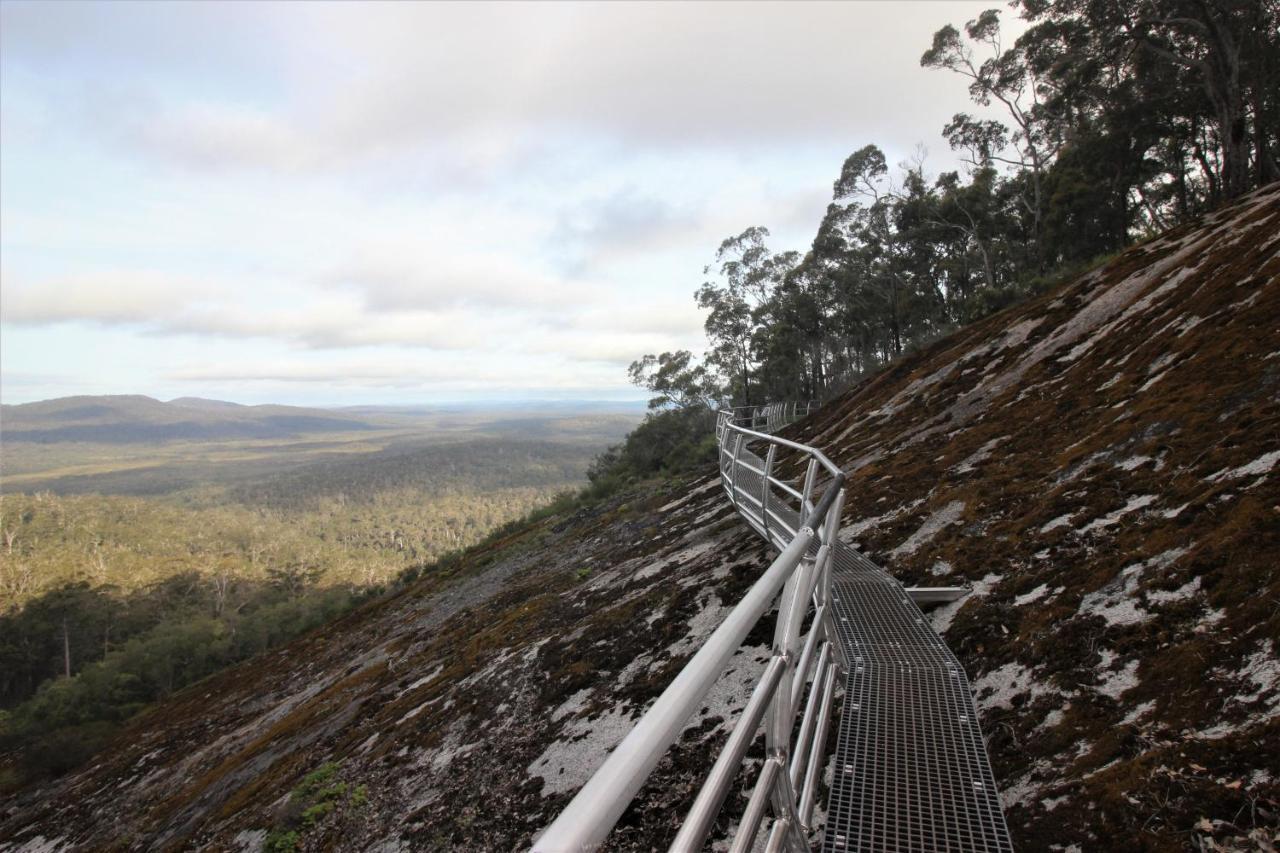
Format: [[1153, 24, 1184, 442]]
[[696, 227, 796, 404], [627, 350, 720, 410], [923, 8, 1059, 263], [1018, 0, 1280, 203]]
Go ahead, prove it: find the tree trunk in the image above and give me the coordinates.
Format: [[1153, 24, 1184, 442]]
[[62, 618, 71, 679], [1252, 87, 1279, 187], [890, 279, 903, 356], [1219, 92, 1251, 199]]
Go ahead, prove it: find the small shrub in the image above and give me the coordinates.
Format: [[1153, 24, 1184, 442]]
[[261, 760, 365, 850], [262, 829, 300, 853]]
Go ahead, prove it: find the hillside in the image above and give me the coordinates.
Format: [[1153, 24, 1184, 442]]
[[1, 185, 1276, 851], [0, 396, 379, 444]]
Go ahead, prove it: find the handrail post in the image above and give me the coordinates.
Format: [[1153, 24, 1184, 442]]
[[819, 490, 844, 608], [800, 458, 817, 520], [761, 444, 777, 543], [729, 432, 744, 509], [798, 661, 838, 831], [821, 487, 844, 551], [669, 655, 788, 852], [533, 531, 814, 853]]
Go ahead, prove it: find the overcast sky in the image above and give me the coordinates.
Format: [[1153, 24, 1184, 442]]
[[0, 0, 1021, 406]]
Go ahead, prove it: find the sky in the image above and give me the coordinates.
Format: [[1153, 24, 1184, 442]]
[[0, 1, 1022, 407]]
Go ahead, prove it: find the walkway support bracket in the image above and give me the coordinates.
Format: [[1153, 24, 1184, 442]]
[[904, 586, 970, 604]]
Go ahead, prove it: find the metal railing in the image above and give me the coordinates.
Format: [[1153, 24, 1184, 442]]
[[729, 400, 819, 436], [535, 402, 844, 853]]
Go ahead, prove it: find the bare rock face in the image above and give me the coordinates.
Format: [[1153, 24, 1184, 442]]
[[2, 185, 1278, 852]]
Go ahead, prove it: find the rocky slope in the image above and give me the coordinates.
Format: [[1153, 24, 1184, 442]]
[[1, 185, 1277, 852]]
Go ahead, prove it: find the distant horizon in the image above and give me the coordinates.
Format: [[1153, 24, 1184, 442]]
[[0, 390, 651, 410]]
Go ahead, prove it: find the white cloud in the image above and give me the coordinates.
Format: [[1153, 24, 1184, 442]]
[[0, 258, 702, 367], [326, 247, 593, 312], [552, 188, 704, 275], [0, 269, 220, 324], [135, 102, 311, 172], [7, 2, 1024, 179], [162, 354, 626, 393], [1, 266, 490, 350]]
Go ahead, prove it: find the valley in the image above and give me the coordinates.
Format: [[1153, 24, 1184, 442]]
[[0, 397, 641, 791]]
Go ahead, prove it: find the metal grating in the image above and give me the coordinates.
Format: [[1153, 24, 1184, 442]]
[[724, 438, 1011, 852], [826, 571, 1011, 852]]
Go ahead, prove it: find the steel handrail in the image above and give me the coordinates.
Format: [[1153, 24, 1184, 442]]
[[535, 401, 842, 853], [717, 411, 839, 477]]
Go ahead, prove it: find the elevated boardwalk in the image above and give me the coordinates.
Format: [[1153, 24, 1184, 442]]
[[536, 403, 1011, 852], [729, 437, 1011, 852]]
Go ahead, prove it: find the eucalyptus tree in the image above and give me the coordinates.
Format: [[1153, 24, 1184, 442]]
[[922, 8, 1061, 266], [931, 167, 1008, 310], [1017, 0, 1279, 208], [832, 144, 914, 357], [627, 350, 721, 411], [695, 226, 798, 405]]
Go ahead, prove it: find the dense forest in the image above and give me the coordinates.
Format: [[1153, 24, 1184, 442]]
[[630, 2, 1279, 412], [0, 435, 607, 787]]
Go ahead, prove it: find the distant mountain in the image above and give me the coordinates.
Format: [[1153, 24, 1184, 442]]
[[0, 395, 380, 444], [337, 400, 648, 416], [166, 397, 250, 411]]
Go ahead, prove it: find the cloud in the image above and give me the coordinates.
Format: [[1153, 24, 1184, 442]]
[[5, 2, 1026, 179], [0, 260, 701, 366], [326, 248, 593, 312], [0, 267, 492, 350], [305, 3, 1024, 155], [1, 1, 1027, 403], [0, 370, 94, 391], [135, 102, 312, 172], [0, 269, 219, 324], [550, 301, 706, 339], [552, 188, 703, 275], [160, 303, 490, 351], [162, 356, 625, 392], [164, 361, 499, 388]]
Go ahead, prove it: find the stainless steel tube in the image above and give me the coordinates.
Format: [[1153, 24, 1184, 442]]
[[668, 655, 787, 852], [533, 531, 814, 853]]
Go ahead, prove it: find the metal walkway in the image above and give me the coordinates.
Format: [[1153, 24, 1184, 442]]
[[729, 428, 1011, 852], [536, 403, 1011, 852]]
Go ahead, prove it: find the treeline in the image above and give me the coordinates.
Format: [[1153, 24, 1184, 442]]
[[689, 2, 1280, 405], [0, 575, 361, 782], [0, 481, 580, 787], [0, 485, 573, 613], [595, 1, 1279, 487], [0, 440, 596, 787], [229, 439, 592, 512]]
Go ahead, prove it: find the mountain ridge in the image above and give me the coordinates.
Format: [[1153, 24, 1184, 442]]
[[0, 395, 380, 444]]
